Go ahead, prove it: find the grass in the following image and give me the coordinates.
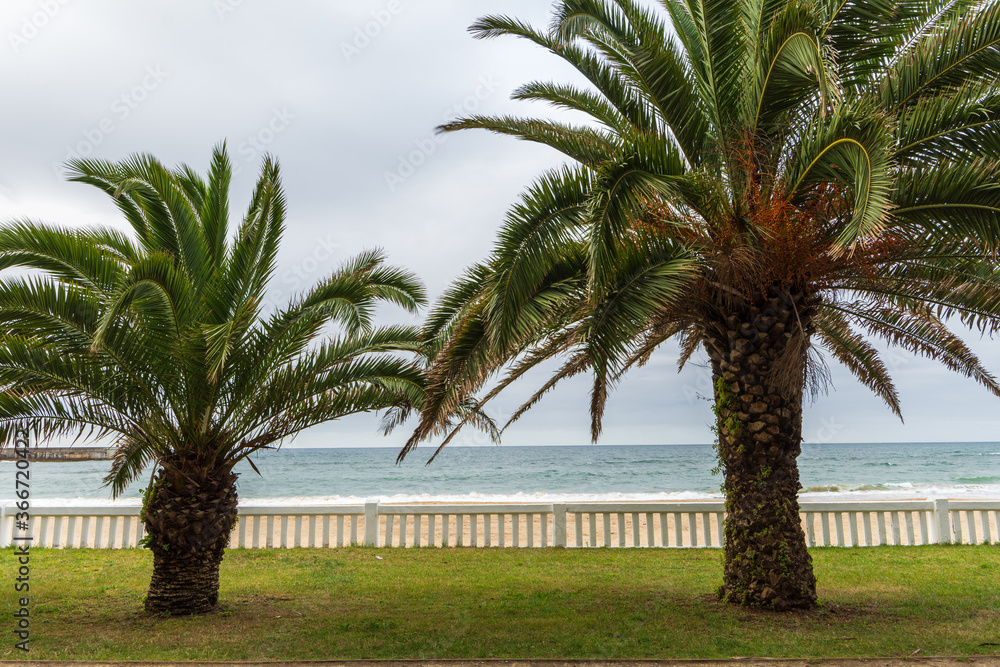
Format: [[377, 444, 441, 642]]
[[5, 544, 999, 660]]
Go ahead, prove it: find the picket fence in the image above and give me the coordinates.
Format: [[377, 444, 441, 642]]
[[1, 499, 998, 550]]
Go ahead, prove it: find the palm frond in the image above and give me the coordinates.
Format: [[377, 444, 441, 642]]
[[439, 115, 621, 167], [2, 145, 426, 497], [813, 306, 901, 416], [883, 2, 1000, 111], [784, 101, 894, 245], [405, 0, 1000, 468]]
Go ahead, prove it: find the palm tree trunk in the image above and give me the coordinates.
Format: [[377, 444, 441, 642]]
[[141, 456, 238, 615], [705, 288, 818, 610]]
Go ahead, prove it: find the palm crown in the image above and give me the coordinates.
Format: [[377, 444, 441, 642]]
[[403, 0, 1000, 609], [0, 144, 426, 613]]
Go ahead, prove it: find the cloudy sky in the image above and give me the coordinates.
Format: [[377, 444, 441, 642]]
[[2, 1, 999, 452]]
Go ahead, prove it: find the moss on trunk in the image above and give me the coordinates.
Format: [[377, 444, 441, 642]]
[[705, 286, 817, 610], [141, 456, 238, 615]]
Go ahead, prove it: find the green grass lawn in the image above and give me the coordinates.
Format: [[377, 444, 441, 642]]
[[5, 545, 999, 660]]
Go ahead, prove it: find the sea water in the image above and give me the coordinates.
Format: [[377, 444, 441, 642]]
[[3, 442, 998, 505]]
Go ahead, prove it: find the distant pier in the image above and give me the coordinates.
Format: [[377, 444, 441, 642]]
[[0, 447, 115, 461]]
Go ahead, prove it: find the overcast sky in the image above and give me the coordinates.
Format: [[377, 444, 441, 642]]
[[2, 1, 999, 452]]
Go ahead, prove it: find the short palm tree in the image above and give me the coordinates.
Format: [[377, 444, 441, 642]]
[[0, 145, 426, 615], [400, 0, 1000, 609]]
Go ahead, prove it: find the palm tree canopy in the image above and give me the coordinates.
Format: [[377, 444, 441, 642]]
[[402, 0, 1000, 460], [0, 144, 427, 493]]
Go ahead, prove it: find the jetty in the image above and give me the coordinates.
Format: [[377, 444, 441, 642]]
[[0, 446, 115, 461]]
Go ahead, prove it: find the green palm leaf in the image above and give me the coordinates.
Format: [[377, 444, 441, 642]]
[[0, 145, 428, 614], [407, 0, 1000, 611]]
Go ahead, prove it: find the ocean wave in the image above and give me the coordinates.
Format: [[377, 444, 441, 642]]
[[798, 481, 1000, 500], [247, 490, 725, 505], [19, 484, 1000, 506], [7, 443, 1000, 504], [23, 490, 725, 507], [26, 497, 143, 507]]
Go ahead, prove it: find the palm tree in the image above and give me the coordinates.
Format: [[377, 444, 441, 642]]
[[0, 145, 427, 615], [399, 0, 1000, 609]]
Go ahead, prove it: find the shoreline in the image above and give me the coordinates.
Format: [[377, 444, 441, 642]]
[[3, 442, 998, 503], [11, 491, 1000, 507]]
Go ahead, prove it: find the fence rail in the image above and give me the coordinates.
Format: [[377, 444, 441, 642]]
[[1, 499, 997, 549]]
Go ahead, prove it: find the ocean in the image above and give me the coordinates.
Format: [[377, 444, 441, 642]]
[[3, 442, 999, 505]]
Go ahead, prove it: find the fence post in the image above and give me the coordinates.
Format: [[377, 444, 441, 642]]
[[932, 498, 951, 544], [364, 501, 380, 547], [553, 504, 567, 547]]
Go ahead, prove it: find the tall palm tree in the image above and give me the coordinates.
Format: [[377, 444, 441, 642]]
[[399, 0, 1000, 609], [0, 145, 426, 615]]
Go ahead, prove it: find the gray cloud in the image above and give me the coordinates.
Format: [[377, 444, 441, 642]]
[[1, 0, 998, 451]]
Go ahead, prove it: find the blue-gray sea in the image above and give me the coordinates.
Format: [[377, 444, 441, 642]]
[[3, 442, 999, 505]]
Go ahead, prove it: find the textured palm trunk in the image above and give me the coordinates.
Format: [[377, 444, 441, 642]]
[[704, 287, 817, 610], [141, 456, 238, 615]]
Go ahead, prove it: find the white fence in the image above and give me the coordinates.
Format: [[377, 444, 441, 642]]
[[1, 499, 998, 550]]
